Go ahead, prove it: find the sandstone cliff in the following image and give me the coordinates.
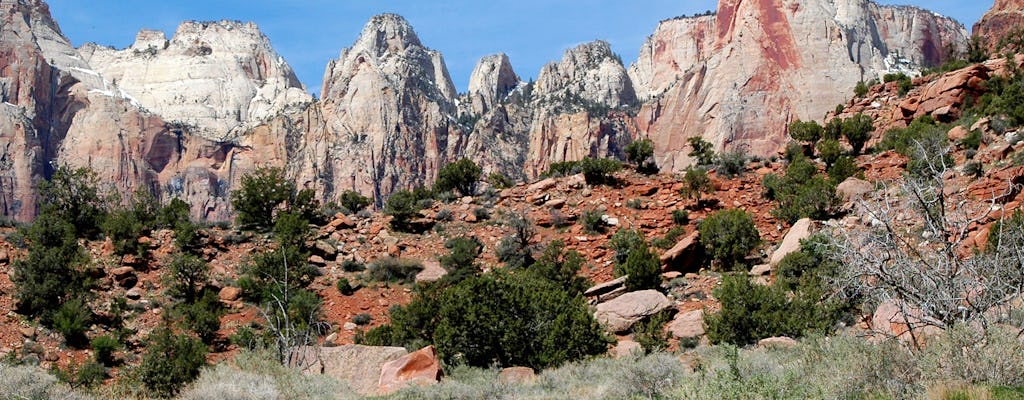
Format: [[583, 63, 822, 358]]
[[630, 0, 968, 172], [973, 0, 1024, 53], [79, 20, 311, 140]]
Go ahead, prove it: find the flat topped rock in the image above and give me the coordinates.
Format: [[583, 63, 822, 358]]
[[291, 345, 409, 396], [594, 290, 672, 333]]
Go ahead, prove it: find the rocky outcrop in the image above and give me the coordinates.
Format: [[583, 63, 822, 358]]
[[631, 0, 969, 172], [292, 345, 409, 396], [467, 53, 520, 115], [973, 0, 1024, 53], [79, 20, 311, 140], [287, 13, 464, 205], [594, 289, 673, 333]]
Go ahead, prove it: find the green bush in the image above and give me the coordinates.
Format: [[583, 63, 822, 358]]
[[578, 158, 623, 186], [688, 136, 717, 166], [679, 167, 714, 204], [704, 274, 834, 345], [543, 161, 581, 178], [231, 167, 295, 231], [486, 172, 514, 189], [341, 259, 366, 272], [824, 118, 843, 141], [610, 228, 646, 266], [272, 211, 310, 247], [634, 310, 673, 354], [73, 361, 106, 388], [241, 245, 319, 302], [339, 191, 372, 214], [495, 212, 537, 269], [763, 156, 839, 223], [175, 290, 224, 344], [716, 149, 748, 178], [440, 237, 482, 283], [961, 129, 983, 150], [336, 277, 355, 296], [431, 273, 609, 370], [827, 156, 858, 185], [789, 120, 823, 145], [91, 335, 119, 366], [157, 197, 191, 230], [854, 81, 870, 97], [473, 207, 490, 221], [384, 189, 429, 232], [38, 166, 108, 239], [626, 139, 657, 174], [698, 209, 761, 270], [969, 68, 1024, 127], [353, 313, 373, 326], [672, 209, 690, 225], [614, 240, 662, 291], [884, 72, 914, 96], [12, 211, 89, 323], [435, 158, 483, 196], [580, 209, 605, 234], [841, 114, 873, 155], [526, 240, 591, 293], [138, 328, 208, 397], [816, 139, 842, 168], [168, 253, 209, 303], [367, 257, 423, 284], [53, 298, 91, 348]]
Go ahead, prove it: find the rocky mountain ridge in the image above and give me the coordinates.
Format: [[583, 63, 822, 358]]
[[0, 0, 986, 222]]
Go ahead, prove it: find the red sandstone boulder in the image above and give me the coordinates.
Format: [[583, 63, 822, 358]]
[[378, 345, 443, 394]]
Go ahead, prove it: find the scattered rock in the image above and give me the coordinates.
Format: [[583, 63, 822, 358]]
[[344, 322, 358, 331], [544, 198, 566, 209], [378, 345, 443, 394], [757, 336, 798, 348], [126, 287, 143, 300], [612, 340, 643, 359], [836, 177, 873, 203], [18, 326, 36, 339], [565, 174, 587, 189], [0, 250, 8, 264], [660, 231, 703, 273], [527, 178, 557, 192], [219, 286, 241, 302], [499, 367, 537, 385], [414, 260, 447, 284], [291, 345, 409, 396], [595, 290, 673, 333], [330, 215, 357, 229], [667, 310, 705, 339], [768, 218, 814, 267], [309, 255, 327, 266]]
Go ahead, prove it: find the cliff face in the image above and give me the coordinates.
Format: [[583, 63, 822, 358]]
[[79, 20, 311, 140], [974, 0, 1024, 53], [630, 0, 968, 171], [0, 0, 974, 222]]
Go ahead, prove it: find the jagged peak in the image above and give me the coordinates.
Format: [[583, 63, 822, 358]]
[[562, 40, 621, 65], [468, 53, 519, 100], [352, 13, 424, 57]]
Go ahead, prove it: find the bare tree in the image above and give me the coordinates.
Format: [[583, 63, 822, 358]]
[[827, 141, 1024, 343], [257, 249, 330, 367]]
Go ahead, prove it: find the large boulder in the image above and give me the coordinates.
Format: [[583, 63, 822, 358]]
[[768, 218, 814, 267], [594, 290, 673, 333], [660, 231, 703, 272], [378, 345, 443, 394], [291, 345, 408, 396], [667, 310, 705, 339]]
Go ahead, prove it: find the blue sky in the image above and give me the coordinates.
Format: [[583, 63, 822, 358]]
[[46, 1, 992, 96]]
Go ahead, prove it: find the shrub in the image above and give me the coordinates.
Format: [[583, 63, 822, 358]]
[[11, 212, 88, 322], [789, 120, 823, 145], [614, 240, 662, 291], [626, 139, 657, 174], [272, 211, 310, 247], [679, 166, 714, 204], [168, 253, 209, 303], [339, 190, 372, 213], [157, 197, 191, 230], [473, 207, 490, 221], [543, 161, 581, 178], [610, 228, 646, 266], [435, 158, 482, 196], [884, 72, 914, 96], [341, 259, 366, 272], [716, 149, 748, 178], [763, 156, 839, 223], [854, 80, 870, 97], [578, 158, 623, 185], [431, 273, 609, 370], [352, 313, 372, 326], [580, 209, 605, 234], [336, 277, 355, 295], [704, 274, 836, 345], [672, 209, 690, 225], [634, 310, 673, 353], [231, 167, 295, 231], [175, 290, 224, 344], [827, 156, 858, 185], [961, 129, 983, 150], [241, 245, 319, 302], [841, 114, 873, 155], [496, 212, 537, 269], [73, 361, 106, 388], [527, 240, 591, 293], [384, 189, 429, 232], [688, 136, 717, 166], [963, 161, 983, 178], [824, 117, 843, 141], [91, 335, 119, 366], [38, 166, 108, 239], [138, 328, 208, 397], [440, 237, 482, 283], [53, 298, 91, 348], [816, 138, 842, 168], [367, 257, 423, 284], [698, 209, 761, 269]]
